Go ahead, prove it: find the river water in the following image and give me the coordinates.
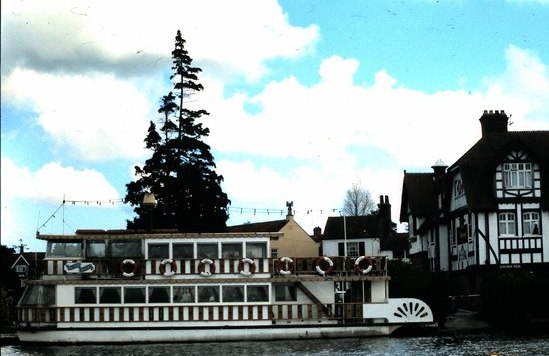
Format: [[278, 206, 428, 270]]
[[3, 332, 549, 356]]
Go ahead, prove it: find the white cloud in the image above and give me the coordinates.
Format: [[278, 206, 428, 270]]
[[210, 45, 549, 233], [2, 0, 318, 81], [3, 68, 152, 161], [482, 45, 549, 127], [1, 158, 120, 203]]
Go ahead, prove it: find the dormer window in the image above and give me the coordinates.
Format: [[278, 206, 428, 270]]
[[503, 163, 532, 189]]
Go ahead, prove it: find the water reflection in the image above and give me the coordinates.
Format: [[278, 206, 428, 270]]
[[3, 333, 549, 356]]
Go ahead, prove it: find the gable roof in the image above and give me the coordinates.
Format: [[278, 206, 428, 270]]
[[452, 130, 549, 210], [400, 172, 438, 222], [323, 215, 381, 240], [227, 219, 289, 233]]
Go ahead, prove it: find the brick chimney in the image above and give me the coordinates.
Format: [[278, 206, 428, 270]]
[[479, 110, 509, 137], [378, 195, 391, 220], [313, 226, 322, 241]]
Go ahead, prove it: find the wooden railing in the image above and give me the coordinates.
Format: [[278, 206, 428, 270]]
[[17, 302, 366, 326], [34, 256, 388, 279]]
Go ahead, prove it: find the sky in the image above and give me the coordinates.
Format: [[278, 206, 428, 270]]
[[2, 0, 549, 252]]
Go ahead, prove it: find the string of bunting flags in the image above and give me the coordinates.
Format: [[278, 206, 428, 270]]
[[37, 198, 343, 233]]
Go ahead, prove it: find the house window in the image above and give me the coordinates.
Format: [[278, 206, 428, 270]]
[[498, 213, 516, 236], [523, 212, 540, 235], [15, 265, 28, 273], [454, 179, 464, 198], [271, 248, 278, 259], [346, 242, 360, 257], [503, 163, 532, 189]]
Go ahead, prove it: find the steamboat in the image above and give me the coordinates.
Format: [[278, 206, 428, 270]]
[[16, 229, 433, 344]]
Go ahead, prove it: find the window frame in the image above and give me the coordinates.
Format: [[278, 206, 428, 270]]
[[523, 211, 540, 236], [503, 162, 532, 189], [498, 212, 516, 236]]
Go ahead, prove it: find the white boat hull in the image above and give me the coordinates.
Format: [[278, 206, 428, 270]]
[[17, 324, 399, 344]]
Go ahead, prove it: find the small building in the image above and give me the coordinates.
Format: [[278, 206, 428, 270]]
[[400, 110, 549, 291], [318, 196, 407, 259], [228, 202, 319, 258]]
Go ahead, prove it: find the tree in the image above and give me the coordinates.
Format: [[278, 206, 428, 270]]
[[125, 30, 230, 232], [342, 181, 375, 216]]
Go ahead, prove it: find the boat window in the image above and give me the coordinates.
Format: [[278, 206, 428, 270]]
[[221, 243, 242, 259], [75, 287, 97, 304], [197, 243, 218, 259], [124, 287, 146, 303], [274, 284, 297, 302], [246, 242, 267, 258], [41, 285, 55, 306], [109, 240, 142, 258], [99, 287, 121, 303], [173, 286, 195, 303], [173, 243, 194, 259], [86, 241, 106, 258], [47, 241, 83, 258], [148, 243, 169, 259], [18, 285, 56, 306], [197, 286, 220, 302], [247, 285, 269, 302], [18, 285, 40, 306], [222, 285, 244, 302], [149, 286, 170, 303]]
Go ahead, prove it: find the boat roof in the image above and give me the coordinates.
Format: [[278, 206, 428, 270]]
[[37, 230, 282, 241]]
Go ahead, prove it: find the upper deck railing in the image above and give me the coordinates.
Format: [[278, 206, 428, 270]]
[[31, 256, 388, 280]]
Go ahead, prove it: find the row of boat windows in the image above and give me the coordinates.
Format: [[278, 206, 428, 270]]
[[46, 240, 268, 260], [74, 284, 297, 305]]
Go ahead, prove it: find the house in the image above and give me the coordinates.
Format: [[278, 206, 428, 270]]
[[318, 195, 408, 259], [9, 250, 46, 287], [400, 110, 549, 285], [228, 202, 319, 258]]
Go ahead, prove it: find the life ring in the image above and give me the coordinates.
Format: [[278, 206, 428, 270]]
[[121, 259, 137, 277], [278, 257, 294, 276], [238, 258, 256, 276], [198, 258, 215, 277], [354, 256, 373, 275], [315, 256, 333, 276], [159, 258, 177, 277]]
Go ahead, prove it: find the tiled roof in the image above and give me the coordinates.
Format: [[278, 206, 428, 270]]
[[399, 172, 438, 222], [322, 215, 382, 240], [227, 219, 288, 233], [452, 131, 549, 210]]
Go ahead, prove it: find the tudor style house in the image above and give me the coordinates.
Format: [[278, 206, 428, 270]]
[[400, 110, 549, 276]]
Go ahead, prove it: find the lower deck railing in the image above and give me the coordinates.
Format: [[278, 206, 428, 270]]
[[17, 303, 366, 326]]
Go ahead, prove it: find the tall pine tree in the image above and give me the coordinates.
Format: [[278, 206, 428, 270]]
[[125, 30, 230, 232]]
